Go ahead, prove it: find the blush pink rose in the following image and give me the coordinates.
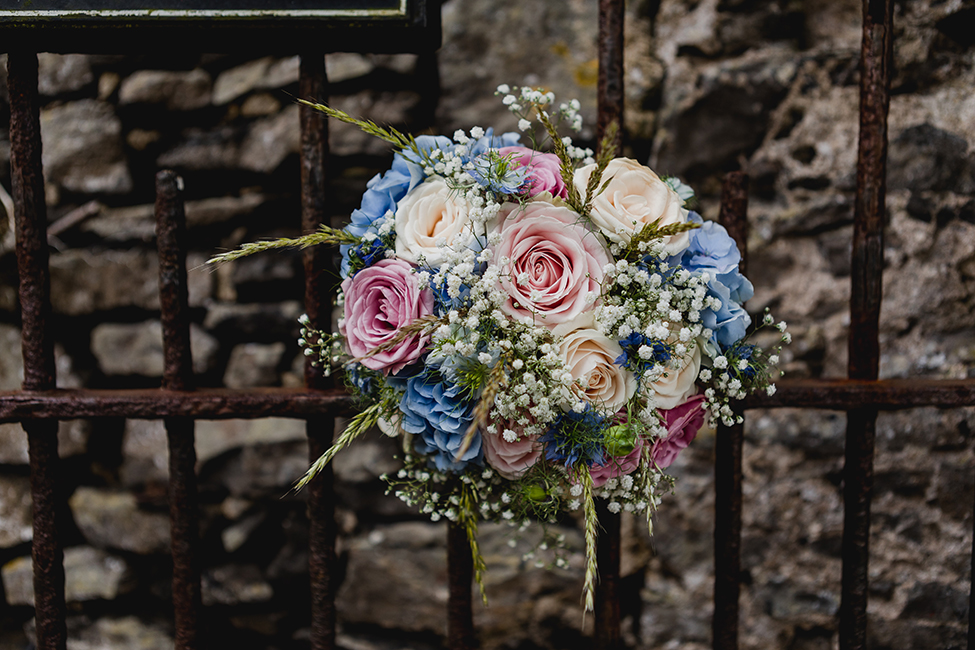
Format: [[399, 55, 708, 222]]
[[482, 424, 542, 480], [590, 435, 644, 488], [498, 146, 568, 199], [339, 258, 434, 375], [495, 201, 611, 328], [651, 391, 706, 468]]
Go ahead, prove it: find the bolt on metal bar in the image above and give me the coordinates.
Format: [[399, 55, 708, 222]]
[[299, 53, 338, 650], [713, 172, 749, 650], [156, 170, 202, 650], [594, 1, 625, 647], [840, 0, 892, 648], [8, 51, 68, 650]]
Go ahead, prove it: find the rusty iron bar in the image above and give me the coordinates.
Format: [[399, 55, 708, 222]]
[[4, 378, 974, 424], [840, 0, 892, 648], [594, 500, 621, 650], [596, 0, 625, 152], [156, 170, 202, 650], [8, 51, 68, 650], [594, 0, 625, 647], [299, 53, 339, 650], [0, 387, 355, 423], [713, 172, 749, 650], [447, 519, 477, 650]]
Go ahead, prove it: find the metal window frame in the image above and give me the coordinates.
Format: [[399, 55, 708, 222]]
[[3, 1, 975, 650]]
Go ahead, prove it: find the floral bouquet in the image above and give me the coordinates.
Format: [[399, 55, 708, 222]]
[[210, 85, 788, 609]]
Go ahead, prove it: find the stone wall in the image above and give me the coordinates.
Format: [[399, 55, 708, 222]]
[[1, 0, 974, 648]]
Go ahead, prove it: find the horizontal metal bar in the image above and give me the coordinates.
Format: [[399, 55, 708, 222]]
[[743, 378, 975, 410], [1, 378, 973, 424], [0, 387, 356, 422]]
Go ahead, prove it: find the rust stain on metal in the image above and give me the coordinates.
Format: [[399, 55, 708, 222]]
[[447, 518, 477, 650], [840, 0, 892, 648], [299, 54, 339, 650], [9, 52, 68, 650], [596, 0, 624, 154], [0, 387, 356, 422], [713, 172, 749, 650], [156, 170, 202, 650]]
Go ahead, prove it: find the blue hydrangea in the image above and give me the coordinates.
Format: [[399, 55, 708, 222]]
[[674, 212, 741, 275], [399, 369, 482, 473], [701, 272, 753, 349]]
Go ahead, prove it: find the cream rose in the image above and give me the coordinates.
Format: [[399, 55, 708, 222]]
[[651, 344, 701, 410], [555, 315, 637, 415], [394, 177, 473, 268], [574, 157, 690, 255]]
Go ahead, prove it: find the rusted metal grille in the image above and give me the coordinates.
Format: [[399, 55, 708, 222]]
[[3, 0, 975, 649]]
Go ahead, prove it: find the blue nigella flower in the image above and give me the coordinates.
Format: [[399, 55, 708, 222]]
[[615, 332, 673, 379], [399, 368, 482, 473], [541, 406, 607, 469], [467, 151, 529, 195]]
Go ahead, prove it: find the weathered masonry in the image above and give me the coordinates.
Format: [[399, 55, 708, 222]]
[[2, 1, 975, 649]]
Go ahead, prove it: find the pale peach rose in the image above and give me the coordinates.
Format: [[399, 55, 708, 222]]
[[394, 177, 473, 268], [554, 314, 637, 415], [651, 344, 701, 410], [574, 157, 690, 255]]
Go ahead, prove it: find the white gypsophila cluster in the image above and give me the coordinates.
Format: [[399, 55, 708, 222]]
[[495, 84, 594, 165]]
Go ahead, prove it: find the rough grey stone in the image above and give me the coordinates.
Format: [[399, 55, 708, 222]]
[[120, 419, 169, 487], [0, 476, 32, 548], [201, 564, 273, 606], [157, 126, 241, 171], [40, 100, 132, 195], [239, 104, 301, 173], [118, 68, 212, 110], [49, 249, 212, 315], [25, 616, 173, 650], [90, 321, 219, 377], [223, 341, 287, 388], [2, 546, 133, 606], [69, 487, 170, 554], [887, 123, 973, 193], [81, 193, 270, 242], [194, 418, 307, 465], [37, 54, 94, 96], [212, 57, 275, 105]]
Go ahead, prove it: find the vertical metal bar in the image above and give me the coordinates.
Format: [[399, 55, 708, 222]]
[[595, 1, 625, 647], [594, 500, 621, 650], [596, 0, 625, 151], [8, 51, 67, 650], [156, 170, 202, 650], [447, 519, 477, 650], [299, 53, 338, 650], [840, 0, 892, 648], [713, 172, 749, 650]]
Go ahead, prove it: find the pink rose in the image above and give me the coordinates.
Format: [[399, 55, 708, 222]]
[[651, 391, 706, 468], [498, 146, 568, 199], [590, 435, 644, 488], [495, 201, 611, 328], [482, 423, 542, 480], [339, 258, 434, 375]]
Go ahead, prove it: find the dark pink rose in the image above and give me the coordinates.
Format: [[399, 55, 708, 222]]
[[498, 146, 568, 199], [651, 391, 706, 468], [590, 436, 644, 488], [495, 201, 611, 329], [482, 423, 542, 480], [339, 258, 434, 375]]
